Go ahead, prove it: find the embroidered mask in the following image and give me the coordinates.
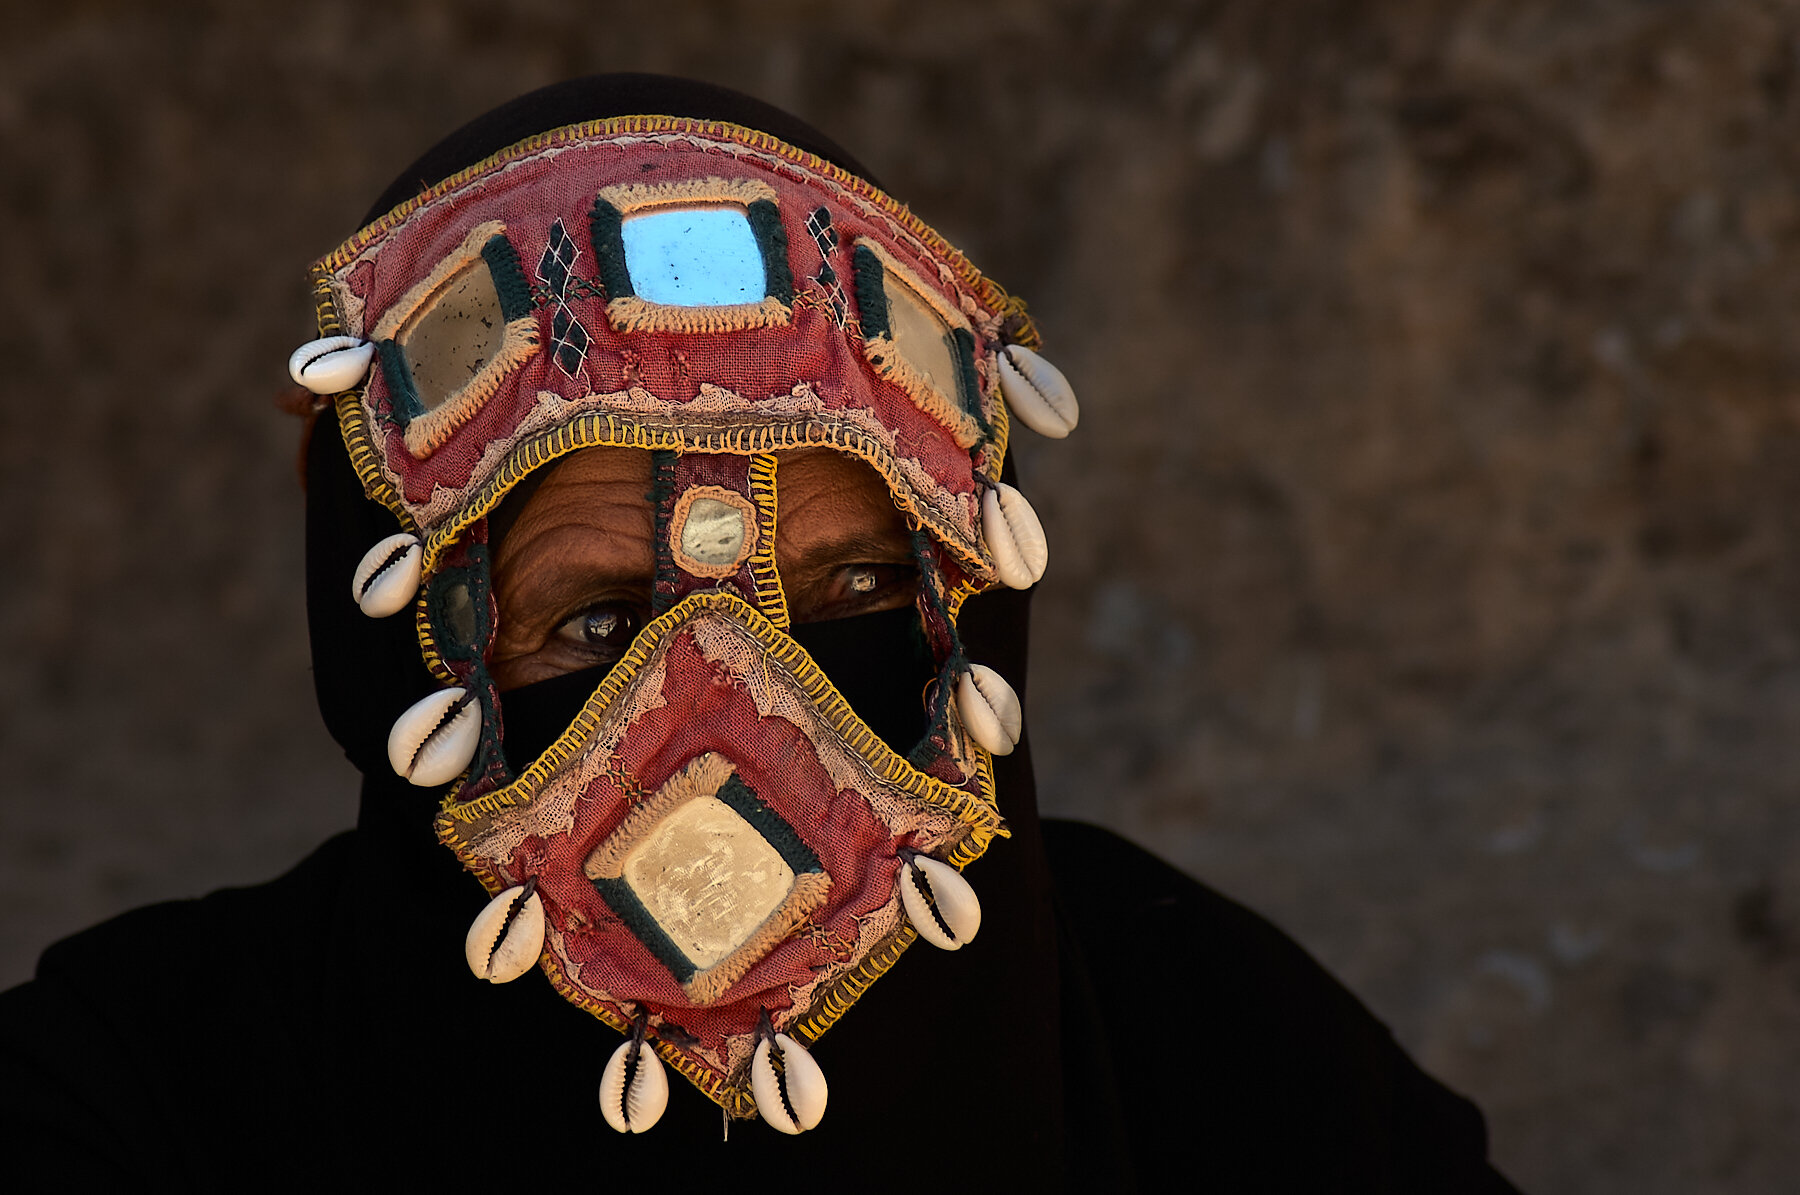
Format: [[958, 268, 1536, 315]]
[[292, 116, 1080, 1131]]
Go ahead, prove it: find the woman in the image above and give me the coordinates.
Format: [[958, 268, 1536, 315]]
[[0, 74, 1514, 1192]]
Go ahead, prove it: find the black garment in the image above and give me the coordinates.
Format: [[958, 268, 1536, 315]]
[[0, 818, 1513, 1192], [0, 74, 1518, 1192]]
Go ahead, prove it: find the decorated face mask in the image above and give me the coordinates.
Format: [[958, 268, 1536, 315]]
[[291, 116, 1080, 1134]]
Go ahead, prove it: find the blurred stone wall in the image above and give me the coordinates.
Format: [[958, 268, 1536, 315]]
[[6, 1, 1800, 1188]]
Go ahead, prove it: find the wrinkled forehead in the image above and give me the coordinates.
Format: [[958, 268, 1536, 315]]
[[312, 117, 1030, 576]]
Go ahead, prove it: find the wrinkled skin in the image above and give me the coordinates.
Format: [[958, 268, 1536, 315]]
[[490, 447, 919, 690]]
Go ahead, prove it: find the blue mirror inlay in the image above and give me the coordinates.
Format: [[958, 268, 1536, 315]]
[[620, 207, 768, 307]]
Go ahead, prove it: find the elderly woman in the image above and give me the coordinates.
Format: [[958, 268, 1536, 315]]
[[0, 75, 1514, 1192]]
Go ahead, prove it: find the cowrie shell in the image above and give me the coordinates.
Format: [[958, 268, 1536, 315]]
[[956, 664, 1022, 756], [350, 533, 422, 618], [898, 853, 982, 951], [599, 1037, 669, 1134], [981, 483, 1047, 589], [997, 343, 1079, 438], [288, 335, 375, 395], [751, 1033, 827, 1135], [387, 687, 480, 787], [464, 882, 544, 984]]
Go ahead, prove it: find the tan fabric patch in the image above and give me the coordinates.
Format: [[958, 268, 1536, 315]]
[[584, 752, 735, 879], [669, 486, 758, 579], [363, 219, 540, 460], [400, 317, 538, 458], [682, 871, 831, 1007], [604, 293, 790, 335], [854, 237, 982, 449], [597, 175, 779, 214], [624, 795, 796, 970], [403, 263, 505, 405], [369, 220, 506, 342]]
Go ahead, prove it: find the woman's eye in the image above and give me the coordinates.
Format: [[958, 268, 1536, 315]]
[[819, 562, 917, 615], [553, 602, 644, 657]]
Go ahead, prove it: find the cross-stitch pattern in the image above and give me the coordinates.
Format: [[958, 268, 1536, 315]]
[[805, 205, 849, 327], [537, 218, 592, 379]]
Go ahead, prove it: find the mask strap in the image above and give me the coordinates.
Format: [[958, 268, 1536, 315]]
[[653, 451, 784, 622]]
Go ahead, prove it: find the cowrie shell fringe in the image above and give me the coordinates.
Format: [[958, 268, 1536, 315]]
[[997, 344, 1079, 438], [899, 854, 982, 951], [351, 533, 422, 618], [387, 687, 480, 787], [464, 882, 544, 984], [600, 1037, 669, 1134], [288, 335, 375, 395], [751, 1033, 828, 1135], [981, 483, 1048, 589], [957, 664, 1022, 756]]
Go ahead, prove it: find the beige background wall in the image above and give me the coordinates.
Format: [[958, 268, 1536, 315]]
[[6, 2, 1800, 1189]]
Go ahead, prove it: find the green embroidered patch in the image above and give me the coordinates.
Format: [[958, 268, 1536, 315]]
[[715, 773, 823, 878], [650, 448, 679, 613], [952, 326, 989, 435], [480, 234, 535, 322], [852, 243, 889, 343], [747, 199, 794, 305], [376, 338, 424, 422], [590, 874, 698, 983], [588, 197, 633, 300]]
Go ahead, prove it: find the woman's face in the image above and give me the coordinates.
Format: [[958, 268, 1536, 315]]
[[489, 446, 919, 690]]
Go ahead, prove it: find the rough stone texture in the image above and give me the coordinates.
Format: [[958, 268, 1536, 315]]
[[5, 2, 1799, 1189]]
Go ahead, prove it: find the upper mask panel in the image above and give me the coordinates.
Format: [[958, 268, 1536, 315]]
[[309, 117, 1040, 582]]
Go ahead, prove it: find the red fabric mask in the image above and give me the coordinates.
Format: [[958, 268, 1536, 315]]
[[298, 116, 1072, 1127]]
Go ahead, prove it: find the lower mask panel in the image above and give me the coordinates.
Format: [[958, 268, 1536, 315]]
[[438, 591, 1002, 1117]]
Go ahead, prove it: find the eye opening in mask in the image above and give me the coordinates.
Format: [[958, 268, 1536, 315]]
[[589, 175, 795, 334], [370, 220, 539, 459]]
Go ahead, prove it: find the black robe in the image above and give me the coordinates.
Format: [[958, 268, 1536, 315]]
[[0, 811, 1515, 1191]]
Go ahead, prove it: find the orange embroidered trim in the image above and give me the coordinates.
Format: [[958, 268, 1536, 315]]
[[437, 590, 1005, 839], [595, 175, 778, 212], [745, 453, 788, 627], [604, 293, 790, 335], [417, 411, 993, 583]]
